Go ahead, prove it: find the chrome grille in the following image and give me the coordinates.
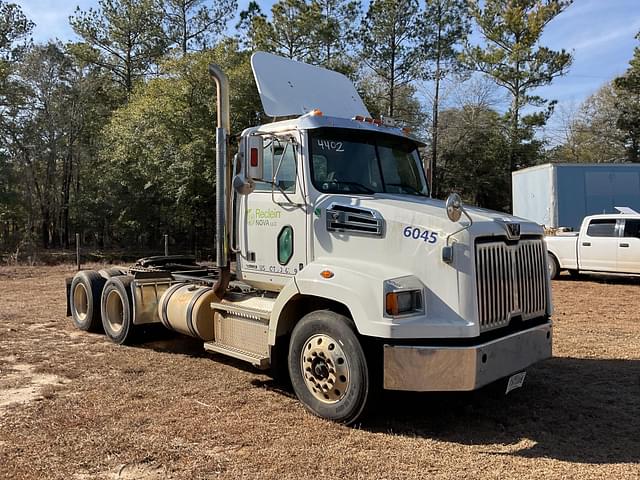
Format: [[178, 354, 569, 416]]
[[475, 239, 548, 332]]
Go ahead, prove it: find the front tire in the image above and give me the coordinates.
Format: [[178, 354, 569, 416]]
[[101, 276, 136, 345], [547, 253, 559, 280], [288, 310, 369, 424]]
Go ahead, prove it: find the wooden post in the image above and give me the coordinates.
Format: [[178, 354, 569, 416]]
[[164, 234, 169, 256], [76, 233, 81, 271]]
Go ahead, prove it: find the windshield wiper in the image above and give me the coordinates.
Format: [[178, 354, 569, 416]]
[[385, 183, 429, 197]]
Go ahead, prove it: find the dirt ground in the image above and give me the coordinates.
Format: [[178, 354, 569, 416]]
[[0, 265, 638, 480]]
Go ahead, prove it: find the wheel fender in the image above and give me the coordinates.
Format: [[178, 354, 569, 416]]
[[268, 260, 409, 344]]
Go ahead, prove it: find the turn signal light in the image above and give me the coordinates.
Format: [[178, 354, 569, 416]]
[[320, 270, 334, 279]]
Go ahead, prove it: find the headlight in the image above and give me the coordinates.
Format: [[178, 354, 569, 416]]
[[383, 276, 425, 318]]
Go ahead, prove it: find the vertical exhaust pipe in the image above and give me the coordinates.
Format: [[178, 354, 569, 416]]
[[209, 64, 231, 299]]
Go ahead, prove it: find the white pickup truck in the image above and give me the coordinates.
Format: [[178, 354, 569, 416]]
[[545, 210, 640, 278]]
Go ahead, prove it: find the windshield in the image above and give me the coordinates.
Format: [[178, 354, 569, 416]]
[[309, 128, 429, 196]]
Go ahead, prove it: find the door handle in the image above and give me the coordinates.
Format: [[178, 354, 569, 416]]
[[582, 242, 591, 247], [620, 243, 629, 248]]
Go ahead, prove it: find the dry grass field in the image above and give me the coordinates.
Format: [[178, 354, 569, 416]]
[[0, 264, 638, 479]]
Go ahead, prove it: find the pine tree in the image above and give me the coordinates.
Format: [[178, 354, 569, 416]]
[[161, 0, 237, 56], [359, 0, 424, 117], [420, 0, 470, 194], [613, 32, 640, 162], [463, 0, 573, 171], [70, 0, 167, 93], [251, 0, 321, 63]]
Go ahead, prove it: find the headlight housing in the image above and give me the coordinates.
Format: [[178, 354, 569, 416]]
[[383, 276, 425, 318]]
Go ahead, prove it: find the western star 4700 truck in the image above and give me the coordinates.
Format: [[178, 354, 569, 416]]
[[67, 53, 553, 424]]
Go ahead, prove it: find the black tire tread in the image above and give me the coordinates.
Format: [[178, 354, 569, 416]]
[[101, 275, 136, 345], [288, 310, 369, 425], [547, 253, 560, 280], [70, 270, 106, 333]]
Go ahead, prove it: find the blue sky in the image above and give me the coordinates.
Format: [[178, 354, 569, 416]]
[[16, 0, 640, 123]]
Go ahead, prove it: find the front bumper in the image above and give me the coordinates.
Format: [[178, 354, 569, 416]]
[[383, 322, 552, 391]]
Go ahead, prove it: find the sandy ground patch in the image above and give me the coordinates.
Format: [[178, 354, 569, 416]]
[[0, 265, 638, 479]]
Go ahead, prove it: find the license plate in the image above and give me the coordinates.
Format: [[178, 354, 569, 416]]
[[505, 371, 526, 394]]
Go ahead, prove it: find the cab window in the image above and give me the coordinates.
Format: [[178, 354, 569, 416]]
[[586, 219, 617, 237], [623, 219, 640, 238], [255, 140, 296, 193]]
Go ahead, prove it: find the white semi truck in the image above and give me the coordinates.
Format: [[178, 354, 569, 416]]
[[66, 53, 553, 424]]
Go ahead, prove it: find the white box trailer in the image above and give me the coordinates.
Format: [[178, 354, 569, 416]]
[[512, 163, 640, 230]]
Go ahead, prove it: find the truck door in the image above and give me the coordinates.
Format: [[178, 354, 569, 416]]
[[578, 218, 618, 272], [237, 135, 307, 289], [617, 218, 640, 274]]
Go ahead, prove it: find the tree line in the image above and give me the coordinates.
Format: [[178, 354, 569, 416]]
[[0, 0, 639, 258]]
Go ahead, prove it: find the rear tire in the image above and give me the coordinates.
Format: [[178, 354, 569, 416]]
[[547, 253, 559, 280], [288, 310, 369, 425], [101, 276, 136, 345], [70, 270, 106, 332]]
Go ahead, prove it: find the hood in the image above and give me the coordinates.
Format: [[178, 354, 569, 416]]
[[350, 194, 544, 239]]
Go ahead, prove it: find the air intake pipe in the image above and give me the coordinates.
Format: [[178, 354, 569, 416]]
[[209, 63, 231, 299]]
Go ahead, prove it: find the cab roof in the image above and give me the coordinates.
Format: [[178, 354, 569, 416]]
[[585, 213, 640, 221], [241, 114, 425, 146]]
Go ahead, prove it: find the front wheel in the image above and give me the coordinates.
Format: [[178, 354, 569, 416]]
[[288, 310, 369, 424], [547, 253, 559, 280]]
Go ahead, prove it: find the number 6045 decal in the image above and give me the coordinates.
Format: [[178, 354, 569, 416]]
[[403, 226, 438, 244]]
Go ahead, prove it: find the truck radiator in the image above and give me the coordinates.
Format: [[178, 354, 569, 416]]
[[475, 239, 548, 332]]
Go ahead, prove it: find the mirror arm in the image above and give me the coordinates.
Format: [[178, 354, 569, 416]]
[[445, 208, 473, 247], [443, 208, 473, 264]]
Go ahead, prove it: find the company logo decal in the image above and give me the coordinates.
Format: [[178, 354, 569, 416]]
[[247, 208, 281, 227]]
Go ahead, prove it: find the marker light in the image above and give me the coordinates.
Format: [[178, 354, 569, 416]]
[[320, 270, 334, 279], [250, 148, 259, 167]]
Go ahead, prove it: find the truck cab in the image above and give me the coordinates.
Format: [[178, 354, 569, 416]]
[[546, 210, 640, 278], [67, 52, 553, 424]]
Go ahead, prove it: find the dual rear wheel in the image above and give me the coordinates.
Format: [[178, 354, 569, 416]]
[[69, 270, 136, 344]]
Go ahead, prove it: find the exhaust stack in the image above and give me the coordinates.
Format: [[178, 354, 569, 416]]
[[209, 63, 231, 298]]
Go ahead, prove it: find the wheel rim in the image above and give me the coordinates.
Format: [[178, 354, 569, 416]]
[[300, 333, 350, 404], [105, 289, 125, 333], [73, 283, 89, 321]]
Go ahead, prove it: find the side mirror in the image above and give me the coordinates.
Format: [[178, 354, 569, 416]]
[[445, 192, 463, 222], [442, 192, 473, 265], [247, 135, 264, 180]]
